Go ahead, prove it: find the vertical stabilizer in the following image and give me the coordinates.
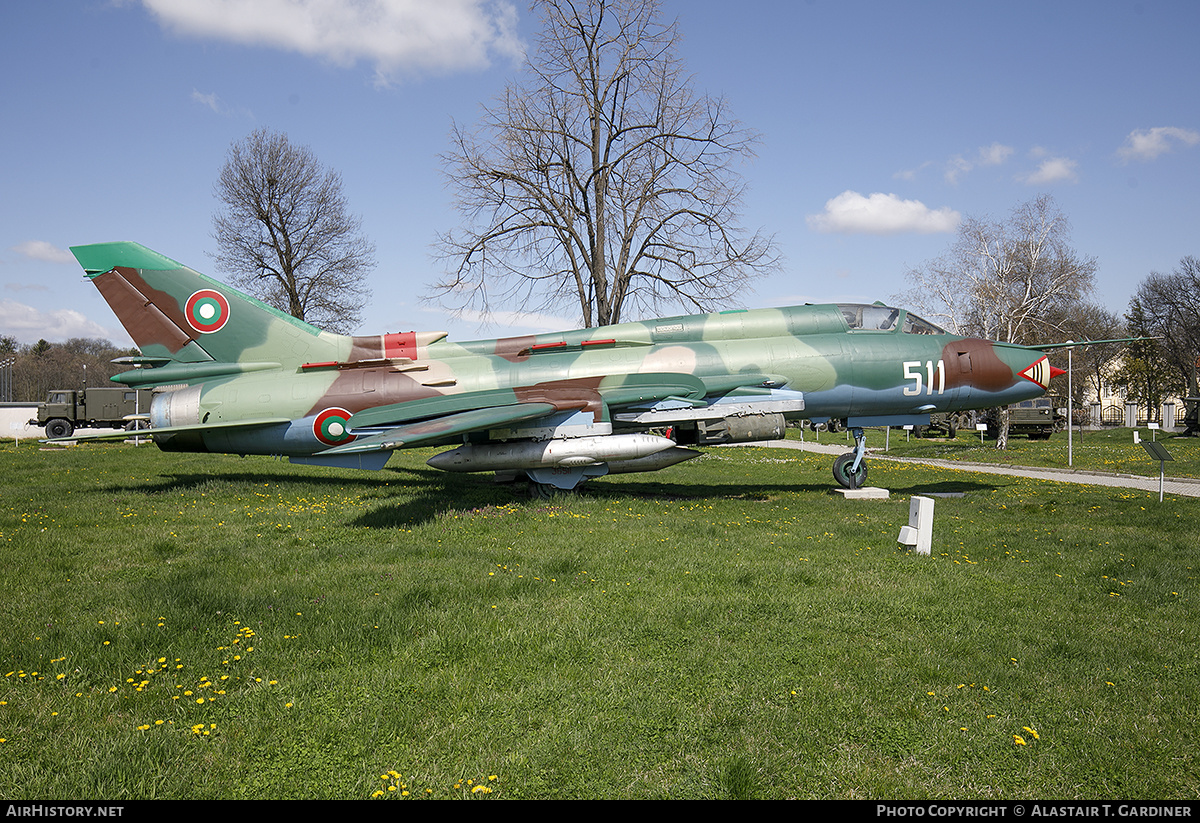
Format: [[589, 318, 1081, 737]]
[[70, 242, 346, 367]]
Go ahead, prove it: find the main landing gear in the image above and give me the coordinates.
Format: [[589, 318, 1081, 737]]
[[832, 427, 869, 489]]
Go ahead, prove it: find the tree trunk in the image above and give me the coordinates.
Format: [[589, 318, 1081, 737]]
[[995, 405, 1010, 450]]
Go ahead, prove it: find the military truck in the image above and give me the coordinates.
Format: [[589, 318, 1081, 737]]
[[31, 387, 153, 439], [982, 396, 1065, 440], [913, 410, 976, 438]]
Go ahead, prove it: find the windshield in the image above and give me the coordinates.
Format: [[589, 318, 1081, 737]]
[[901, 312, 946, 335]]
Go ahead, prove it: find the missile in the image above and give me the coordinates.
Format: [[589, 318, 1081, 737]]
[[427, 433, 676, 473]]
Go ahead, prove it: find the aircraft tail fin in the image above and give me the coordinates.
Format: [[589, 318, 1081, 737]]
[[71, 242, 345, 367]]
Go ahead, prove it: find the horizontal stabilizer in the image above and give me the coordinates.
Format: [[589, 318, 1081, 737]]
[[112, 361, 282, 387], [44, 417, 290, 444]]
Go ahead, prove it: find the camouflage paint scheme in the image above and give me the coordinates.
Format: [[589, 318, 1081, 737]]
[[64, 242, 1059, 491]]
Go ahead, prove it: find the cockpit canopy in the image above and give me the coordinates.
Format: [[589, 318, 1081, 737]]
[[838, 304, 946, 335]]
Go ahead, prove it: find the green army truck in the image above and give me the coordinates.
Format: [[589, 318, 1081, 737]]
[[983, 396, 1065, 440], [31, 387, 153, 439]]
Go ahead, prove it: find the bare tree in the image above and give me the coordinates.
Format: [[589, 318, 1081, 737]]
[[432, 0, 779, 328], [1128, 257, 1200, 394], [1115, 297, 1185, 424], [901, 194, 1097, 447], [7, 338, 134, 402], [212, 128, 374, 334], [1051, 302, 1125, 407]]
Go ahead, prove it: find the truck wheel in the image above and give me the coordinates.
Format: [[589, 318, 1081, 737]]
[[46, 419, 74, 438]]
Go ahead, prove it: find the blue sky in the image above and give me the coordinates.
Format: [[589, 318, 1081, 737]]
[[3, 0, 1197, 347]]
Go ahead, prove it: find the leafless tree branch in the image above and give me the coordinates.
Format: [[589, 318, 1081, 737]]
[[431, 0, 779, 329], [211, 128, 374, 334]]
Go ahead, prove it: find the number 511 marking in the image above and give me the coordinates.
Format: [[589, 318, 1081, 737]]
[[903, 360, 945, 396]]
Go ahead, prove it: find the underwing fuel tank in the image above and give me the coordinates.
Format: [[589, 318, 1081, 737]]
[[426, 433, 676, 473]]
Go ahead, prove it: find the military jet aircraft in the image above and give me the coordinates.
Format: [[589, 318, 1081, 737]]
[[60, 242, 1062, 495]]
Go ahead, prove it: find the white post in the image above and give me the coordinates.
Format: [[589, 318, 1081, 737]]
[[898, 495, 935, 556], [1066, 343, 1074, 467]]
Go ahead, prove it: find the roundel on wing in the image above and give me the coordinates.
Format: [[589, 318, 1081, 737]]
[[185, 289, 231, 334], [313, 407, 356, 446]]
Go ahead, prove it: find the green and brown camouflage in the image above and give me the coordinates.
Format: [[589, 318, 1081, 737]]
[[64, 242, 1060, 491]]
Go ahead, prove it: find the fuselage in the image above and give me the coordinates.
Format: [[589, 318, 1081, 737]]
[[146, 302, 1049, 457]]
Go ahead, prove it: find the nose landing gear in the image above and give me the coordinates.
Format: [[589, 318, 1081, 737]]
[[832, 427, 869, 489]]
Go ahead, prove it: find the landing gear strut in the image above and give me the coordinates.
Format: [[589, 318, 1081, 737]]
[[832, 427, 868, 489]]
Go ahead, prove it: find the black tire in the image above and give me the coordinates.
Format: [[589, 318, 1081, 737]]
[[46, 419, 74, 439], [529, 481, 558, 500], [832, 453, 867, 489]]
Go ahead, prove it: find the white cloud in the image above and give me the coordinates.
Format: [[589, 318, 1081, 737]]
[[944, 155, 973, 185], [141, 0, 525, 83], [944, 142, 1014, 184], [977, 142, 1014, 166], [1117, 126, 1200, 162], [1019, 156, 1078, 185], [0, 299, 127, 344], [11, 241, 75, 265], [893, 161, 931, 182], [806, 191, 961, 235], [191, 89, 223, 113]]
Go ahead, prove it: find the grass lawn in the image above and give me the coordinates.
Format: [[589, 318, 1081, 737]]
[[1, 438, 1197, 799], [795, 425, 1200, 479]]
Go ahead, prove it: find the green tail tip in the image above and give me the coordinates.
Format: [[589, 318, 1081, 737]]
[[70, 242, 185, 276]]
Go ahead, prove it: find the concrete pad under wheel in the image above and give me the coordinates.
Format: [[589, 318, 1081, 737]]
[[832, 486, 889, 499]]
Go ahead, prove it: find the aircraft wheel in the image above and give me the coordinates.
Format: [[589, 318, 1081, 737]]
[[832, 453, 867, 489], [529, 481, 566, 500]]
